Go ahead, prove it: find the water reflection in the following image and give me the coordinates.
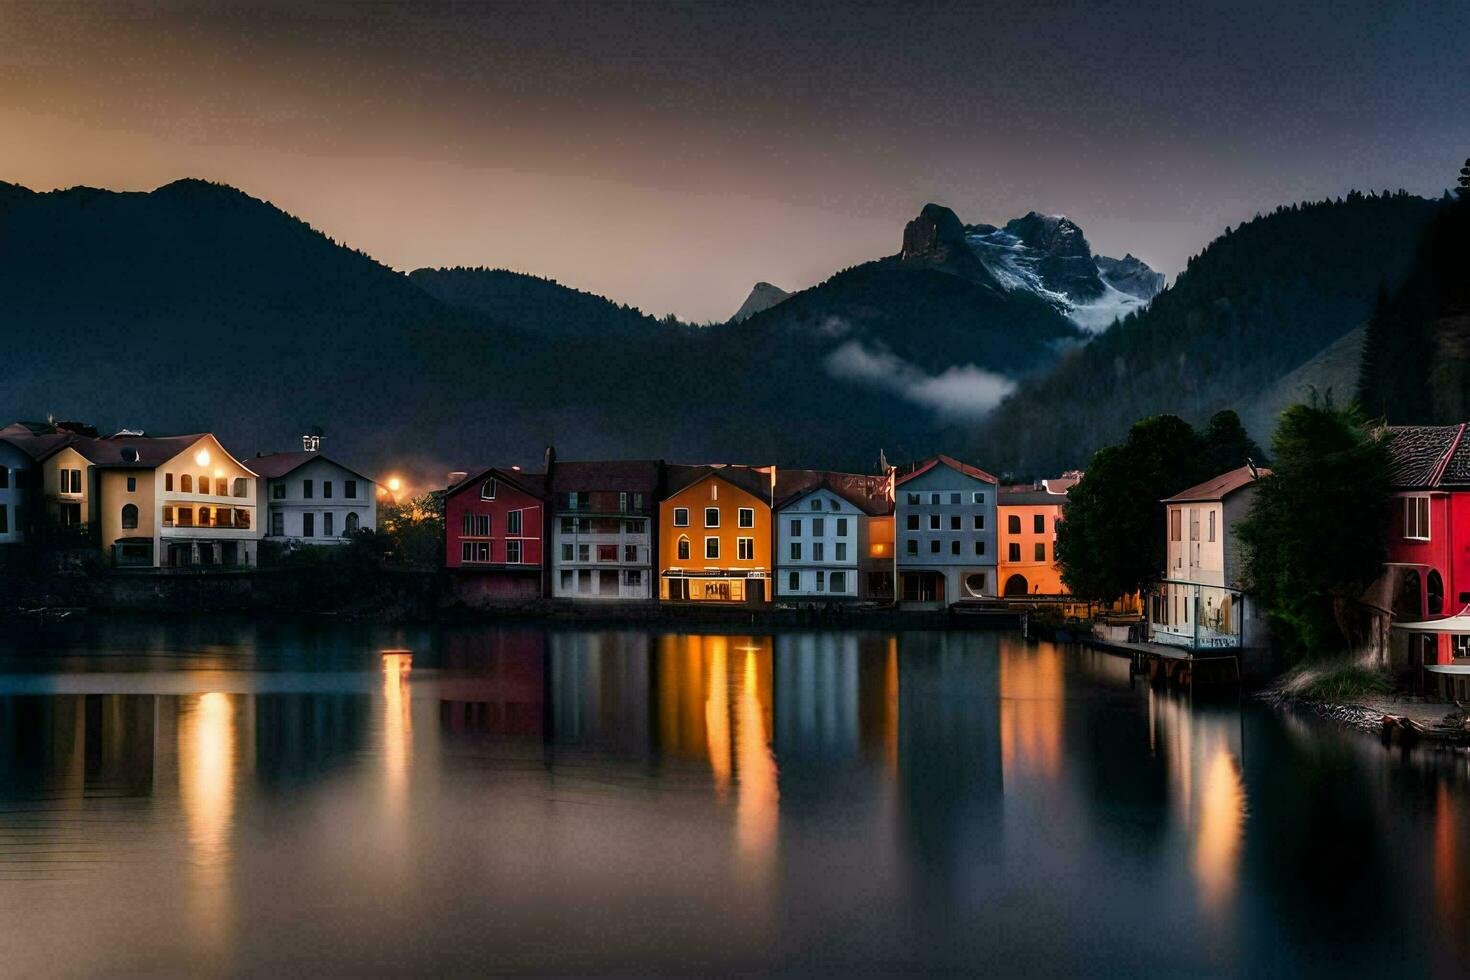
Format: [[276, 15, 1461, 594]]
[[0, 622, 1461, 974]]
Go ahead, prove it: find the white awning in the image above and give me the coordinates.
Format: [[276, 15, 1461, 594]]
[[1393, 606, 1470, 633]]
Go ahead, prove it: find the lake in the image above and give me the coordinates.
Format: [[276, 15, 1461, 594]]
[[0, 619, 1465, 976]]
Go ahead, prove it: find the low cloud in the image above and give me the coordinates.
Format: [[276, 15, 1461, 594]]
[[824, 341, 1015, 420]]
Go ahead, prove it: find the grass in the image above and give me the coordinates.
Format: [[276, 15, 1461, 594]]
[[1277, 661, 1393, 703]]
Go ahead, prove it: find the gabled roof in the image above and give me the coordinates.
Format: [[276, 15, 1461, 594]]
[[446, 466, 547, 500], [250, 450, 374, 484], [664, 463, 775, 502], [894, 454, 998, 486], [0, 422, 90, 462], [1161, 464, 1270, 503], [774, 469, 893, 516], [1380, 424, 1470, 489], [89, 433, 216, 470], [549, 459, 661, 494]]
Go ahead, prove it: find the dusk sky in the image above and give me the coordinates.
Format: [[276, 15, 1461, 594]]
[[3, 0, 1467, 321]]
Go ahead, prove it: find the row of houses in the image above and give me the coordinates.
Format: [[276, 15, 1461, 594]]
[[0, 421, 378, 567], [444, 451, 1075, 608]]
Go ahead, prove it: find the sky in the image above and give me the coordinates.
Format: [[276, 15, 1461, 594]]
[[2, 0, 1467, 322]]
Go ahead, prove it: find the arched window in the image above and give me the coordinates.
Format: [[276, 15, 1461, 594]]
[[1002, 573, 1028, 597], [1428, 569, 1445, 616], [215, 477, 228, 496], [1007, 514, 1021, 534], [1393, 569, 1422, 621], [233, 477, 247, 498], [121, 504, 138, 530], [677, 535, 691, 560], [481, 479, 497, 500], [180, 474, 193, 493], [198, 506, 212, 527], [345, 512, 359, 534]]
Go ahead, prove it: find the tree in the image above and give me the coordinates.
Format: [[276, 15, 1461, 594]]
[[1235, 397, 1390, 663], [377, 491, 445, 568], [1458, 157, 1469, 198], [1198, 409, 1265, 476], [1056, 414, 1204, 601]]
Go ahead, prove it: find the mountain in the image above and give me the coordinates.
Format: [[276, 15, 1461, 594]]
[[1095, 254, 1166, 301], [409, 267, 670, 336], [729, 282, 790, 322], [972, 190, 1441, 474]]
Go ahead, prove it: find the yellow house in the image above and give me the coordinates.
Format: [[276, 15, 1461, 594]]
[[998, 487, 1069, 597], [659, 464, 775, 602]]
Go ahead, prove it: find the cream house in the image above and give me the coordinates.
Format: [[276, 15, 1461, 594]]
[[251, 434, 377, 545]]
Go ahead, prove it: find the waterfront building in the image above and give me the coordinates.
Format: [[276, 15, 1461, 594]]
[[1147, 464, 1269, 650], [893, 455, 998, 606], [0, 420, 101, 544], [658, 464, 775, 602], [252, 432, 377, 546], [774, 470, 894, 603], [997, 484, 1069, 596], [548, 455, 661, 601], [444, 466, 548, 602], [0, 433, 35, 548]]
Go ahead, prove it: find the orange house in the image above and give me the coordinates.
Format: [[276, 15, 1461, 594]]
[[659, 464, 775, 602], [998, 487, 1069, 597]]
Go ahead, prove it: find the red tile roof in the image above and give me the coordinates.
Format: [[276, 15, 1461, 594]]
[[1380, 424, 1470, 489], [549, 459, 661, 494], [664, 463, 775, 502], [249, 450, 374, 483], [446, 467, 547, 500], [1161, 464, 1270, 503], [894, 454, 998, 486]]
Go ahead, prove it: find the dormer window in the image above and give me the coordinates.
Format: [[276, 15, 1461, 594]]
[[482, 479, 497, 500]]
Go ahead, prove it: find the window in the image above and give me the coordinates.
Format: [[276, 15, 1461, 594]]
[[64, 469, 82, 493], [234, 509, 249, 530], [677, 536, 691, 560], [560, 516, 575, 534], [973, 515, 984, 530], [163, 506, 174, 527], [950, 493, 960, 505], [836, 542, 847, 561], [273, 483, 285, 500], [737, 507, 754, 528], [323, 513, 334, 536], [705, 537, 720, 560], [1035, 542, 1046, 561], [121, 504, 138, 530], [1007, 514, 1021, 534], [598, 544, 618, 562], [625, 518, 646, 534], [216, 508, 234, 528], [624, 569, 643, 587], [1207, 510, 1216, 543], [177, 507, 194, 527], [829, 499, 839, 512], [164, 473, 173, 491], [950, 540, 960, 555], [906, 540, 918, 556], [930, 539, 940, 553], [345, 512, 359, 533], [830, 571, 845, 593], [507, 540, 523, 563], [198, 506, 214, 527], [906, 492, 919, 505], [791, 542, 802, 560], [930, 493, 940, 505], [674, 507, 689, 527], [810, 499, 821, 511], [181, 474, 193, 493], [1454, 635, 1470, 659], [738, 537, 754, 560], [507, 510, 523, 535], [619, 492, 628, 512], [906, 515, 919, 530], [705, 507, 720, 528], [1405, 497, 1431, 540], [346, 480, 357, 499], [790, 519, 801, 537], [950, 515, 961, 530], [562, 543, 574, 561], [481, 479, 497, 500], [929, 515, 940, 530], [215, 478, 227, 496], [566, 491, 581, 510], [302, 512, 314, 537], [813, 543, 825, 560], [1170, 508, 1182, 542], [463, 514, 489, 536], [1034, 514, 1045, 534], [323, 481, 333, 499], [578, 544, 590, 562], [1428, 569, 1445, 616], [816, 570, 825, 591], [1009, 542, 1021, 562], [813, 518, 825, 536], [836, 518, 847, 536], [271, 512, 284, 536], [0, 505, 7, 534], [127, 476, 137, 492], [624, 544, 638, 563], [975, 541, 985, 556], [789, 571, 800, 591], [198, 474, 210, 493], [973, 492, 985, 504], [634, 493, 644, 510], [303, 479, 314, 500]]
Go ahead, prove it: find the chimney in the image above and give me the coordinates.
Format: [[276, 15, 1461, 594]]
[[303, 425, 323, 453], [544, 445, 557, 475], [448, 470, 468, 489]]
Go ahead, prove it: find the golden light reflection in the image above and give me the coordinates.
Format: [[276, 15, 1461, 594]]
[[382, 652, 414, 803], [735, 645, 778, 862], [998, 641, 1064, 781], [1193, 745, 1245, 915], [1433, 783, 1464, 953], [705, 638, 732, 799], [178, 691, 236, 954], [884, 639, 899, 776]]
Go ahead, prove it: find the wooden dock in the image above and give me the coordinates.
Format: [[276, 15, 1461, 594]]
[[1083, 634, 1241, 689]]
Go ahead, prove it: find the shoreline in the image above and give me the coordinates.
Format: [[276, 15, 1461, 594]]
[[1260, 686, 1470, 746]]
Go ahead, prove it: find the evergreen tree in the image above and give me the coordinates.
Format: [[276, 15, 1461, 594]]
[[1236, 397, 1390, 663], [1458, 157, 1470, 198], [1198, 409, 1265, 475]]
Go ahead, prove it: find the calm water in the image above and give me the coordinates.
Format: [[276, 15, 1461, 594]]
[[0, 620, 1466, 976]]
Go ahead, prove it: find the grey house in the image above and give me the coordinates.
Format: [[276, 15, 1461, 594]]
[[894, 455, 999, 606]]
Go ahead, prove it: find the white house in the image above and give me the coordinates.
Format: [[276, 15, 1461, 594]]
[[0, 438, 31, 546], [774, 472, 892, 602], [548, 457, 660, 601], [252, 434, 377, 545]]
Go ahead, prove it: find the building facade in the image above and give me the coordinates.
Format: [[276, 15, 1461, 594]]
[[444, 467, 547, 602], [774, 471, 893, 603], [997, 486, 1068, 596], [252, 438, 377, 546], [894, 455, 998, 606], [1148, 464, 1268, 649], [0, 439, 30, 547], [659, 465, 774, 603], [549, 458, 660, 601]]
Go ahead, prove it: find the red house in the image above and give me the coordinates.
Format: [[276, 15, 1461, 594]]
[[444, 467, 548, 603], [1382, 425, 1470, 678]]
